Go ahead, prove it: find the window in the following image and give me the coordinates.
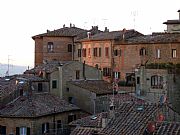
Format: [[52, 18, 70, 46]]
[[99, 48, 101, 57], [103, 68, 111, 76], [78, 49, 81, 57], [16, 127, 30, 135], [52, 80, 57, 89], [88, 48, 91, 57], [156, 49, 161, 59], [151, 75, 163, 89], [140, 48, 146, 56], [113, 72, 120, 79], [82, 48, 86, 57], [105, 47, 109, 57], [57, 120, 62, 133], [47, 42, 54, 53], [68, 114, 76, 123], [114, 50, 118, 56], [68, 44, 72, 52], [137, 77, 140, 84], [93, 48, 98, 57], [38, 83, 43, 92], [76, 70, 80, 79], [42, 123, 49, 134], [172, 49, 177, 58], [0, 125, 6, 135], [66, 87, 69, 92]]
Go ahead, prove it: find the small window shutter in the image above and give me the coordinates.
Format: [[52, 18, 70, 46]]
[[16, 127, 20, 135], [42, 123, 45, 134], [27, 127, 30, 135], [46, 123, 49, 133]]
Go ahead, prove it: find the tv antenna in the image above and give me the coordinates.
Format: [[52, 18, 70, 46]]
[[131, 11, 138, 29]]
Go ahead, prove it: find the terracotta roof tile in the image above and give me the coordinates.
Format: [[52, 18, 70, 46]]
[[0, 93, 80, 117], [126, 33, 180, 44], [80, 29, 143, 41], [68, 80, 113, 95], [70, 127, 102, 135]]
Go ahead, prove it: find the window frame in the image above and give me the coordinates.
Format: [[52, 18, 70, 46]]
[[52, 80, 57, 89], [93, 48, 98, 57], [151, 75, 163, 89], [78, 49, 81, 57], [105, 47, 109, 57], [47, 42, 54, 53], [172, 49, 177, 58], [68, 44, 72, 52], [76, 70, 80, 79]]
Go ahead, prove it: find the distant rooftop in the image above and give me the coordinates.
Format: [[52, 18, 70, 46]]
[[68, 80, 113, 95], [0, 93, 80, 118]]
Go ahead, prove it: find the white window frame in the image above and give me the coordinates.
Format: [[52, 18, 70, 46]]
[[172, 49, 177, 58]]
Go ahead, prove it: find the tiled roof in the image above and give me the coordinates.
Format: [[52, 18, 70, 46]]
[[0, 74, 47, 99], [163, 20, 180, 24], [0, 93, 80, 118], [69, 112, 107, 128], [98, 103, 159, 135], [32, 26, 102, 40], [70, 127, 102, 135], [154, 122, 180, 135], [126, 33, 180, 44], [68, 80, 113, 95], [32, 27, 87, 39], [80, 29, 143, 41]]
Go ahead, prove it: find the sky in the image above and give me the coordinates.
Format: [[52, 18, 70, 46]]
[[0, 0, 179, 68]]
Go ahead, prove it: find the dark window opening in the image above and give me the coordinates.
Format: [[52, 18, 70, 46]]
[[0, 125, 6, 135], [137, 77, 140, 84], [99, 48, 101, 57], [68, 114, 76, 123], [140, 48, 146, 56], [68, 44, 72, 52], [57, 120, 62, 132], [76, 70, 80, 79], [151, 75, 163, 89], [93, 48, 98, 57], [78, 49, 81, 57], [52, 80, 57, 89], [66, 87, 69, 92], [113, 72, 120, 79], [38, 83, 43, 92], [114, 50, 118, 56], [103, 68, 111, 76]]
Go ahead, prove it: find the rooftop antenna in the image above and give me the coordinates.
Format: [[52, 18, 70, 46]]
[[102, 18, 108, 27], [131, 11, 138, 29], [6, 55, 13, 76]]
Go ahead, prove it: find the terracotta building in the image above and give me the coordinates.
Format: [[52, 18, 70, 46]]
[[75, 30, 180, 83], [32, 25, 101, 66], [0, 93, 87, 135], [75, 29, 143, 82]]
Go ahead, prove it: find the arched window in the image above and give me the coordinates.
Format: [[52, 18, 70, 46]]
[[151, 75, 163, 89], [139, 48, 146, 56]]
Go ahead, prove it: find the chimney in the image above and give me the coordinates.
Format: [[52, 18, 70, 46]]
[[104, 27, 109, 32], [122, 28, 126, 40], [70, 23, 72, 28], [87, 32, 91, 39], [47, 29, 50, 33], [63, 24, 65, 28]]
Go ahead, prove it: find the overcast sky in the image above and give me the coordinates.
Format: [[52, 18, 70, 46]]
[[0, 0, 179, 67]]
